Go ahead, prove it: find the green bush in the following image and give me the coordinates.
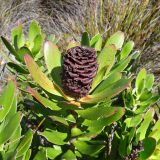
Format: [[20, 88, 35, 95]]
[[0, 20, 160, 159]]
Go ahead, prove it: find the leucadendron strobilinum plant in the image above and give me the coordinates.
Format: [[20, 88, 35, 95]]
[[1, 20, 136, 106], [2, 20, 160, 159]]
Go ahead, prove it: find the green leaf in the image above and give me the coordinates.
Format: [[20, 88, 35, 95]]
[[149, 119, 160, 141], [18, 46, 32, 61], [105, 31, 124, 49], [16, 129, 33, 158], [119, 136, 128, 157], [76, 106, 118, 120], [80, 78, 132, 103], [140, 137, 156, 160], [90, 34, 102, 51], [91, 67, 108, 92], [39, 129, 67, 145], [4, 96, 21, 151], [12, 23, 25, 49], [137, 109, 154, 141], [91, 44, 116, 90], [140, 95, 160, 106], [73, 140, 105, 157], [7, 62, 28, 74], [94, 37, 102, 51], [49, 115, 69, 126], [61, 150, 76, 160], [5, 96, 17, 122], [44, 41, 61, 86], [134, 105, 149, 114], [1, 36, 20, 60], [92, 72, 122, 94], [138, 79, 145, 98], [81, 32, 90, 46], [151, 119, 160, 134], [66, 114, 76, 123], [127, 144, 132, 156], [110, 54, 133, 75], [24, 149, 31, 160], [46, 146, 62, 159], [128, 127, 136, 143], [120, 41, 134, 60], [75, 151, 82, 158], [31, 34, 43, 56], [136, 68, 147, 96], [13, 35, 18, 50], [5, 151, 17, 160], [28, 87, 61, 111], [148, 143, 160, 160], [24, 54, 61, 96], [71, 127, 83, 137], [84, 107, 125, 132], [11, 23, 25, 50], [145, 74, 154, 91], [8, 126, 21, 152], [34, 148, 47, 160], [29, 20, 41, 48], [0, 113, 20, 145], [129, 114, 143, 127], [97, 44, 116, 73], [139, 90, 152, 101], [0, 80, 15, 122], [5, 97, 20, 151], [90, 34, 101, 46]]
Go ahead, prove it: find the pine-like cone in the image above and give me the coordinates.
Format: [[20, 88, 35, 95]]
[[62, 46, 98, 99]]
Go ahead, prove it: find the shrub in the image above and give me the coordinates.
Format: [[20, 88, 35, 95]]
[[1, 20, 160, 159]]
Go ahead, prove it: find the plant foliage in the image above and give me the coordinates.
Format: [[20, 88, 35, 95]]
[[0, 20, 160, 159]]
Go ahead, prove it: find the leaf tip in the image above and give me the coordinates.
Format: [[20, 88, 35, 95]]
[[24, 54, 30, 61], [27, 86, 34, 96]]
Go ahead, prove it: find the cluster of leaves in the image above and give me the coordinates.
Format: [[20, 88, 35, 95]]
[[0, 20, 160, 159], [111, 69, 160, 160], [0, 81, 33, 159]]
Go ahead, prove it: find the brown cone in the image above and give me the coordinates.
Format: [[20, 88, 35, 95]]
[[61, 46, 98, 99]]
